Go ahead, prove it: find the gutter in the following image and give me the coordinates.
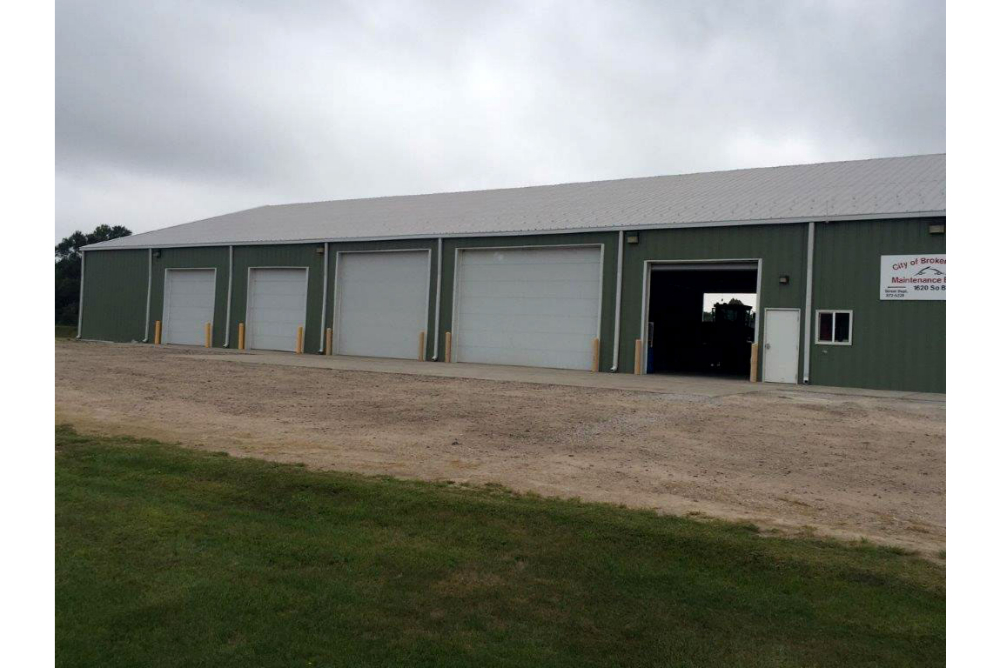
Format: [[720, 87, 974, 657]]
[[318, 242, 329, 353], [610, 230, 624, 372], [432, 237, 443, 361], [802, 222, 816, 383], [142, 248, 152, 342], [223, 245, 234, 347]]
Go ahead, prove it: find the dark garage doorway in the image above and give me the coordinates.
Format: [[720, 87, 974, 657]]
[[645, 262, 759, 378]]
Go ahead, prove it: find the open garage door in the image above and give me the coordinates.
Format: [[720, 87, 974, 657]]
[[162, 269, 216, 345], [643, 261, 759, 378], [247, 268, 308, 352], [453, 247, 602, 370], [334, 251, 431, 359]]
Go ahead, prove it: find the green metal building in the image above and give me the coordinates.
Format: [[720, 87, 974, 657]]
[[79, 154, 946, 393]]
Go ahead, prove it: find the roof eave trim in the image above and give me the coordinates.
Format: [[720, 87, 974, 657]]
[[79, 209, 946, 251]]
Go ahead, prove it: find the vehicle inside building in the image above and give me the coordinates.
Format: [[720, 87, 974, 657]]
[[645, 263, 758, 378]]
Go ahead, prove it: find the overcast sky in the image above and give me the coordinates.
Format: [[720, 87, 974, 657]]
[[55, 0, 945, 240]]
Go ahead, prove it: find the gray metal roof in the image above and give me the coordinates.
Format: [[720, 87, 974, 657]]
[[85, 154, 945, 250]]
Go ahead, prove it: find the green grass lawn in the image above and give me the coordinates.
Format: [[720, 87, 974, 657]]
[[55, 325, 77, 339], [55, 426, 944, 668]]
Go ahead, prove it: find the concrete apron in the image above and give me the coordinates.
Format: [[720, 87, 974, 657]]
[[181, 350, 945, 403]]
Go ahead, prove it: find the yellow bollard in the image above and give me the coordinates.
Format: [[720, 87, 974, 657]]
[[591, 338, 600, 372], [154, 320, 162, 345], [749, 343, 759, 382], [445, 332, 452, 363], [205, 322, 212, 348], [634, 339, 642, 375], [296, 326, 304, 354], [418, 331, 426, 361], [238, 323, 245, 350], [325, 328, 333, 356]]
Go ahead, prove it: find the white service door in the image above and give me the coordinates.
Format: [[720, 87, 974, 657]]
[[247, 268, 308, 352], [336, 251, 430, 359], [454, 247, 602, 370], [763, 309, 800, 384], [162, 269, 216, 345]]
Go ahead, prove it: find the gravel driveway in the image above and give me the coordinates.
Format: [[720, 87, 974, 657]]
[[56, 340, 945, 554]]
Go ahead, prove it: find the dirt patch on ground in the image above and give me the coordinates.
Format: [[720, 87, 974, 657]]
[[55, 341, 945, 554]]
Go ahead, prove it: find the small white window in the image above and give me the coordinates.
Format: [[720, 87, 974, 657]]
[[816, 310, 853, 345]]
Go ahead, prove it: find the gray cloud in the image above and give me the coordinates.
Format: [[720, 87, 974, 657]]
[[55, 0, 944, 239]]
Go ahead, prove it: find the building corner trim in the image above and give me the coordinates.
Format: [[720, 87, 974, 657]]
[[76, 250, 86, 339]]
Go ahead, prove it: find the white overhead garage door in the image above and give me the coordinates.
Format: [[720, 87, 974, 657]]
[[454, 247, 602, 370], [247, 268, 308, 352], [335, 251, 430, 359], [162, 269, 216, 346]]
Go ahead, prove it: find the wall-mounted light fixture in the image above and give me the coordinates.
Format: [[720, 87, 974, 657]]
[[928, 223, 945, 235], [626, 233, 640, 245], [316, 245, 325, 254], [778, 275, 790, 285], [153, 249, 161, 259]]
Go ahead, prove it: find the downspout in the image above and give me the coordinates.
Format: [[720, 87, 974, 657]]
[[318, 242, 329, 353], [223, 245, 233, 347], [142, 248, 152, 342], [610, 230, 624, 372], [802, 222, 816, 383], [432, 237, 443, 361], [75, 250, 86, 339]]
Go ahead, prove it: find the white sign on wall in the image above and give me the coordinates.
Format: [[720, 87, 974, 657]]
[[880, 254, 946, 300]]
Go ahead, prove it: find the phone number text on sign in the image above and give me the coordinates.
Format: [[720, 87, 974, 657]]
[[880, 254, 946, 301]]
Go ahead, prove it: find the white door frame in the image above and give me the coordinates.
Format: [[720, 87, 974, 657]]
[[245, 266, 310, 351], [161, 267, 217, 345], [450, 243, 605, 364], [637, 258, 762, 375], [762, 307, 801, 384], [332, 248, 433, 355]]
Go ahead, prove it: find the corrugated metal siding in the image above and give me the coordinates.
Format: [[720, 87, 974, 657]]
[[618, 224, 809, 376], [230, 245, 327, 353], [810, 218, 945, 392], [79, 249, 148, 342], [150, 247, 230, 347], [438, 233, 620, 370]]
